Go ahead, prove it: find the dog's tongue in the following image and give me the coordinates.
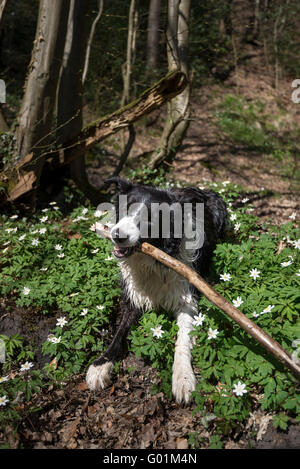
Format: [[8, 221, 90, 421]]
[[113, 246, 128, 258]]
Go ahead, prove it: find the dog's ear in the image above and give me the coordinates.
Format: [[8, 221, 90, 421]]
[[105, 177, 133, 193]]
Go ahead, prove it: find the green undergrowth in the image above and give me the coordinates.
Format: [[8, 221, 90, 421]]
[[0, 179, 299, 447]]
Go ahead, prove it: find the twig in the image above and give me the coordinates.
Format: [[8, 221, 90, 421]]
[[95, 222, 300, 380]]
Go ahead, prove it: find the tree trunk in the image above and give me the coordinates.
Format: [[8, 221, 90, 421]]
[[121, 0, 138, 107], [15, 0, 70, 194], [0, 0, 9, 132], [82, 0, 104, 85], [0, 0, 8, 31], [146, 0, 161, 77], [149, 0, 191, 169], [0, 70, 187, 205], [56, 0, 100, 203]]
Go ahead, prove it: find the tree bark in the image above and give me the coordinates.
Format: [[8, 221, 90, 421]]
[[149, 0, 191, 168], [82, 0, 104, 85], [15, 0, 70, 193], [94, 221, 300, 381], [146, 0, 161, 76], [0, 70, 187, 204], [0, 0, 9, 132], [56, 0, 100, 203], [0, 0, 8, 32]]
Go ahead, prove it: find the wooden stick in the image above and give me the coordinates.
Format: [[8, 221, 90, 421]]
[[95, 222, 300, 380]]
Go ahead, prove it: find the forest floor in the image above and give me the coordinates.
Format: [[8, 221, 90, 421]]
[[1, 67, 300, 449]]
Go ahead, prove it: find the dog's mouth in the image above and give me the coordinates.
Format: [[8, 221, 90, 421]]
[[112, 245, 135, 259]]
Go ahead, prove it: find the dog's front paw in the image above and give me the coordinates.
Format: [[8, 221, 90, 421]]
[[86, 361, 113, 391], [172, 366, 196, 404]]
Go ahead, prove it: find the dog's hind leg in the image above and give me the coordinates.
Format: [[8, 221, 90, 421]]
[[86, 297, 142, 391], [172, 296, 197, 404]]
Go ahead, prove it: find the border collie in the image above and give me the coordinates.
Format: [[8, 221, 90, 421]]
[[86, 177, 227, 403]]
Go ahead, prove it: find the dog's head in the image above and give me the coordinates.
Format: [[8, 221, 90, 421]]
[[105, 177, 182, 259]]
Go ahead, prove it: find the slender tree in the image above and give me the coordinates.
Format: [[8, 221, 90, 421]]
[[15, 0, 70, 196], [146, 0, 161, 77], [56, 0, 100, 202], [150, 0, 191, 168], [0, 0, 9, 131]]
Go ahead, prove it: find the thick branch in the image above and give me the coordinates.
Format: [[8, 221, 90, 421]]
[[95, 222, 300, 381], [1, 70, 187, 203]]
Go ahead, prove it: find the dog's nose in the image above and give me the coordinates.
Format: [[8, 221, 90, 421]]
[[111, 227, 129, 243]]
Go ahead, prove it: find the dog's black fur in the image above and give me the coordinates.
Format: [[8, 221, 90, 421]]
[[86, 177, 227, 403]]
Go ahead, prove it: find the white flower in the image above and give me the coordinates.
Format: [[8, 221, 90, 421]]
[[0, 395, 9, 406], [41, 208, 49, 213], [293, 239, 300, 249], [92, 248, 99, 254], [0, 376, 9, 383], [20, 361, 34, 372], [280, 260, 292, 267], [82, 208, 88, 215], [232, 381, 247, 397], [53, 206, 59, 211], [96, 305, 105, 311], [10, 215, 18, 220], [80, 308, 88, 316], [207, 328, 219, 340], [18, 234, 26, 241], [252, 311, 259, 318], [54, 244, 62, 251], [289, 212, 296, 220], [220, 273, 232, 282], [32, 238, 39, 246], [222, 180, 230, 186], [49, 201, 57, 206], [230, 214, 237, 221], [22, 287, 30, 296], [47, 334, 55, 342], [39, 228, 47, 234], [151, 326, 164, 338], [40, 267, 48, 271], [233, 296, 243, 308], [89, 224, 96, 231], [234, 223, 241, 232], [40, 216, 48, 223], [2, 247, 8, 253], [193, 313, 205, 327], [296, 270, 300, 277], [6, 228, 13, 233], [241, 198, 249, 203], [105, 256, 114, 261], [261, 304, 274, 315], [249, 268, 260, 280], [57, 253, 65, 258], [69, 292, 79, 297], [51, 336, 61, 344], [56, 317, 68, 327]]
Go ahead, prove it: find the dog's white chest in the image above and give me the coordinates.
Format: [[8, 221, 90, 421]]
[[120, 253, 189, 312]]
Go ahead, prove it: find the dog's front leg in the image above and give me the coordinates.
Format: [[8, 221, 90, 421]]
[[86, 297, 142, 391], [172, 298, 197, 404]]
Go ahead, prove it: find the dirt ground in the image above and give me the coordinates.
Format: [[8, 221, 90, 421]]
[[1, 69, 300, 449]]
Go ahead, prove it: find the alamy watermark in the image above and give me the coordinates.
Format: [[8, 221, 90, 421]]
[[0, 79, 6, 104], [0, 339, 5, 363], [291, 79, 300, 104], [95, 196, 205, 250]]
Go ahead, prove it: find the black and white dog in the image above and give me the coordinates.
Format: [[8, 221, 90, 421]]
[[86, 177, 227, 403]]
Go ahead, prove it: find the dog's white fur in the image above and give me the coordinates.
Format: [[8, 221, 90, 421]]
[[87, 247, 197, 403]]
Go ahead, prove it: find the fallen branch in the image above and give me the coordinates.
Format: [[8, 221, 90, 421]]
[[95, 222, 300, 380], [0, 70, 187, 204]]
